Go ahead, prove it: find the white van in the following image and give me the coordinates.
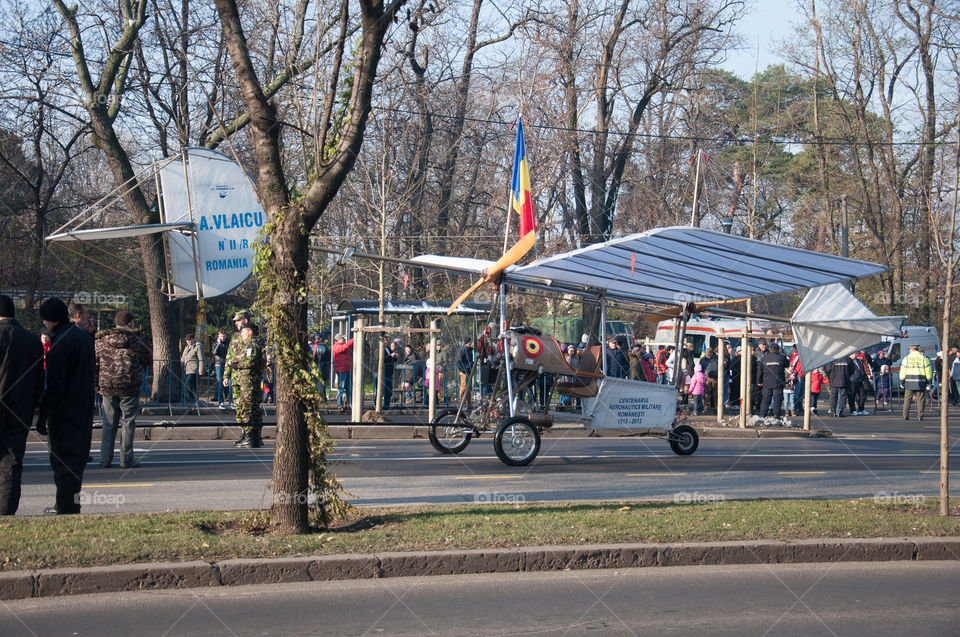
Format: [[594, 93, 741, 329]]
[[881, 326, 940, 376], [653, 317, 771, 354]]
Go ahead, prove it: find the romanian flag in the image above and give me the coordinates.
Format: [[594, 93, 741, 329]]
[[448, 116, 537, 314], [511, 118, 536, 239]]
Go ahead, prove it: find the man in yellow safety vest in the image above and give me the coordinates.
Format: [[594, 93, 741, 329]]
[[900, 343, 933, 420]]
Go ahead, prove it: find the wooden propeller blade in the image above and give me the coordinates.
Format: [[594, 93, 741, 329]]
[[447, 231, 536, 315]]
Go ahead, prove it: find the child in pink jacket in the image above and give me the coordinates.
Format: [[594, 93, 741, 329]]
[[688, 364, 706, 415]]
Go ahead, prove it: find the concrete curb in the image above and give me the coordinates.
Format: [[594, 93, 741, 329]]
[[83, 424, 823, 442], [1, 537, 957, 600]]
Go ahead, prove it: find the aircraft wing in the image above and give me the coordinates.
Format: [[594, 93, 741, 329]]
[[47, 222, 193, 242], [502, 227, 887, 305]]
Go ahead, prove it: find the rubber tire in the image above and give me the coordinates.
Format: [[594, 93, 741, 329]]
[[494, 416, 541, 466], [669, 424, 699, 456], [428, 409, 473, 454]]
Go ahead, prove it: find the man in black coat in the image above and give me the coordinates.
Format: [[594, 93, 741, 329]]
[[37, 298, 96, 514], [758, 343, 789, 418], [825, 355, 853, 418], [0, 295, 44, 515]]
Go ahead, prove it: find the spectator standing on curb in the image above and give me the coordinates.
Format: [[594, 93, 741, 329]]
[[809, 368, 824, 414], [180, 334, 204, 404], [699, 347, 719, 414], [788, 347, 804, 416], [37, 297, 96, 514], [262, 352, 276, 404], [95, 310, 151, 469], [378, 335, 397, 410], [213, 330, 230, 408], [332, 333, 355, 412], [901, 343, 933, 421], [655, 346, 668, 383], [949, 348, 960, 407], [688, 364, 706, 415], [225, 322, 266, 447], [0, 295, 44, 515], [758, 343, 789, 418], [312, 332, 331, 401], [848, 353, 865, 415], [456, 338, 474, 409], [825, 355, 853, 417]]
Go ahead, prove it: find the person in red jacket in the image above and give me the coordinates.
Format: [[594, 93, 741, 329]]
[[809, 368, 825, 414], [332, 334, 355, 412]]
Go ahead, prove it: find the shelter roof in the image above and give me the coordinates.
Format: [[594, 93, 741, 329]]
[[336, 299, 492, 316]]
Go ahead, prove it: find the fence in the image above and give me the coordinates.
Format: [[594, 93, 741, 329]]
[[138, 358, 467, 411]]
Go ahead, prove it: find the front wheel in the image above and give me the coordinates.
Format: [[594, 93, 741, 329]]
[[668, 424, 699, 456], [428, 409, 473, 454], [494, 417, 541, 466]]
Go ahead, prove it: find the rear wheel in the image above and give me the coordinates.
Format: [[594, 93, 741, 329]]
[[494, 417, 541, 466], [668, 424, 699, 456], [428, 409, 473, 454]]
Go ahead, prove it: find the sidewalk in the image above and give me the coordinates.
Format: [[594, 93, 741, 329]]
[[1, 536, 957, 600]]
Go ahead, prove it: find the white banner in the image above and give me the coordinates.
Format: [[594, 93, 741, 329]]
[[585, 377, 677, 432], [158, 148, 264, 298]]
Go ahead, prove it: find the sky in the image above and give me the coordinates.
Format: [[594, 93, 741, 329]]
[[722, 2, 802, 80]]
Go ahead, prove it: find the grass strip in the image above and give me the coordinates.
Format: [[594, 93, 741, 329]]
[[1, 498, 957, 571]]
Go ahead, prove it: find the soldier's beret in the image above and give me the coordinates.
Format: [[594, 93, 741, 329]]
[[232, 310, 251, 321]]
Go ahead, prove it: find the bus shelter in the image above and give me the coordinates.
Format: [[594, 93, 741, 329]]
[[328, 299, 492, 420]]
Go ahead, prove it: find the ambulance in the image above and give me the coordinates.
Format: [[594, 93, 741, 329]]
[[881, 325, 940, 377], [653, 317, 772, 354]]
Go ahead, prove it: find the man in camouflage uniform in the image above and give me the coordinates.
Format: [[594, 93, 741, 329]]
[[224, 314, 265, 448]]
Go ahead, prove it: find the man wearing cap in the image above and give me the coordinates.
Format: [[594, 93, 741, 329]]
[[94, 310, 152, 468], [0, 295, 44, 515], [901, 343, 933, 420], [37, 297, 96, 514], [224, 320, 266, 447]]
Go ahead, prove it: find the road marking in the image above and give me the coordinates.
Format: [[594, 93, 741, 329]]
[[777, 471, 826, 475], [454, 475, 523, 480], [83, 483, 155, 488], [628, 473, 688, 477]]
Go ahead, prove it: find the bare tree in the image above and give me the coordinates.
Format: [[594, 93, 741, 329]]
[[214, 0, 405, 534]]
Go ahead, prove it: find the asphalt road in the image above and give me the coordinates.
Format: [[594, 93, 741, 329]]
[[3, 561, 958, 636], [15, 412, 958, 514]]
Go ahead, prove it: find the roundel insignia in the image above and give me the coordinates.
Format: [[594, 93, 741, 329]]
[[522, 337, 543, 358]]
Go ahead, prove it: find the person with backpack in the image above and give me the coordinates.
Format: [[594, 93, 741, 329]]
[[95, 310, 152, 468]]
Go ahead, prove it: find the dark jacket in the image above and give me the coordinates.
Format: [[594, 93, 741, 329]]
[[826, 357, 853, 389], [699, 354, 719, 380], [759, 352, 789, 389], [213, 340, 230, 365], [94, 326, 152, 396], [0, 318, 44, 427], [401, 352, 419, 385], [39, 322, 96, 431], [456, 344, 474, 374]]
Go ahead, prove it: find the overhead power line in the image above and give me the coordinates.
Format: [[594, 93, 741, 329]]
[[375, 105, 944, 148]]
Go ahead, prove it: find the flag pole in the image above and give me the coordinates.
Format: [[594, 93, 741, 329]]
[[503, 115, 520, 255]]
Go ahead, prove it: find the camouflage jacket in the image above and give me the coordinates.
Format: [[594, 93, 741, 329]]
[[224, 333, 265, 381], [94, 326, 152, 396]]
